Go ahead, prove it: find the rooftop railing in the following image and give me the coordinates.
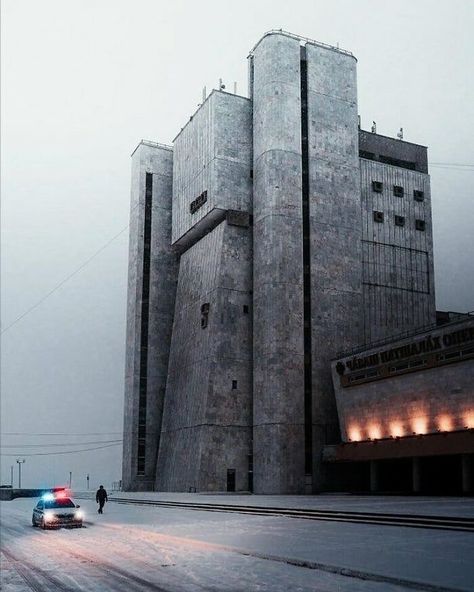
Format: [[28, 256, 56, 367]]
[[248, 29, 354, 58]]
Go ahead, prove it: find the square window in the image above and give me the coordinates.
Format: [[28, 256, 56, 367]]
[[393, 185, 404, 197], [415, 219, 426, 231], [232, 380, 238, 390], [395, 215, 405, 227], [243, 305, 249, 314], [372, 181, 383, 193], [373, 211, 384, 223], [414, 190, 424, 201]]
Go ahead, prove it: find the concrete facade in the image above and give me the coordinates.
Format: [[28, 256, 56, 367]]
[[331, 318, 474, 443], [122, 141, 178, 491], [359, 134, 436, 344], [172, 91, 252, 249], [156, 217, 252, 492], [305, 43, 363, 489], [251, 34, 306, 494], [122, 31, 463, 495]]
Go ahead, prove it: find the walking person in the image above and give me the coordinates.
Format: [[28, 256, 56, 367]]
[[96, 485, 108, 514]]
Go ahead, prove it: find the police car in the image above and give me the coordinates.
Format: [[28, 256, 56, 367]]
[[32, 492, 84, 529]]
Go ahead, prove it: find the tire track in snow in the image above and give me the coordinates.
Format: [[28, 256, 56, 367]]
[[100, 523, 471, 592], [1, 547, 77, 592]]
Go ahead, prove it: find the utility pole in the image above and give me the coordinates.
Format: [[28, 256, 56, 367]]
[[10, 465, 14, 487], [16, 459, 26, 488], [86, 474, 90, 490], [69, 471, 72, 488]]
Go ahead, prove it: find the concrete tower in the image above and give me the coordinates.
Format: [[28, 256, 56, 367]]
[[155, 90, 254, 492], [250, 32, 362, 493], [122, 30, 437, 495], [122, 141, 178, 491]]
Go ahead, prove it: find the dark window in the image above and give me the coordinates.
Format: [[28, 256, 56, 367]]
[[373, 211, 384, 223], [232, 380, 238, 390], [414, 190, 424, 201], [243, 305, 249, 314], [395, 215, 405, 227], [372, 181, 383, 193], [379, 155, 417, 170], [415, 219, 426, 231], [137, 172, 153, 477], [226, 469, 236, 492], [250, 169, 253, 179], [201, 302, 210, 329], [393, 185, 404, 197]]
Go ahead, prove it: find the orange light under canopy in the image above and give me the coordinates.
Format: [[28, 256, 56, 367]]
[[412, 416, 428, 435], [438, 415, 453, 432], [463, 411, 474, 429], [367, 424, 382, 440], [390, 421, 404, 438], [348, 426, 362, 442]]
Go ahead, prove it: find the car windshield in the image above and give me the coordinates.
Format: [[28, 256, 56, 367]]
[[44, 498, 75, 509]]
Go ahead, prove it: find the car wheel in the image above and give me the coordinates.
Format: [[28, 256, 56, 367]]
[[32, 517, 37, 527]]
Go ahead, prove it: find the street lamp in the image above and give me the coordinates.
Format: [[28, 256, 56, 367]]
[[16, 459, 26, 488]]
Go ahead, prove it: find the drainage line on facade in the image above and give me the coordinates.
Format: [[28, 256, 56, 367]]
[[300, 48, 313, 479], [137, 172, 153, 476]]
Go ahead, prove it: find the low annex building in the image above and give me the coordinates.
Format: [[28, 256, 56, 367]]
[[122, 30, 473, 494]]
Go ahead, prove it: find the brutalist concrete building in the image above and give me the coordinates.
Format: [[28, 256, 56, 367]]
[[122, 30, 473, 494]]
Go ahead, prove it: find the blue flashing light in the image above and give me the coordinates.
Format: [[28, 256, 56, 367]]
[[42, 493, 55, 501]]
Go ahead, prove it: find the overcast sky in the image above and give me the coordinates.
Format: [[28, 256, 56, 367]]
[[1, 0, 473, 489]]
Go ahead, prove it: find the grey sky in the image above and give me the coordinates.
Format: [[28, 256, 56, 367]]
[[1, 0, 473, 488]]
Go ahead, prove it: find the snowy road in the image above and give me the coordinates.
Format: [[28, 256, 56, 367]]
[[1, 497, 473, 592]]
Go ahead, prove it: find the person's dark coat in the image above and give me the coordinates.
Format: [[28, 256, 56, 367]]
[[96, 486, 108, 503]]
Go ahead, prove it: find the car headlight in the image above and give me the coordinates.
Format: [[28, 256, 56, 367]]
[[44, 511, 55, 521], [75, 510, 84, 520]]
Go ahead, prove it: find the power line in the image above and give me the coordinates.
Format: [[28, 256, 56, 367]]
[[1, 439, 122, 448], [0, 442, 122, 456], [1, 203, 139, 336], [431, 162, 474, 167], [2, 432, 123, 436]]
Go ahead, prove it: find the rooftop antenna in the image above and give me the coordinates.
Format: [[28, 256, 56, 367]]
[[219, 78, 226, 90], [233, 81, 237, 94], [202, 86, 206, 103], [397, 127, 404, 140], [371, 121, 377, 134]]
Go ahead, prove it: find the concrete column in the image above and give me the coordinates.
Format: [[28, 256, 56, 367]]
[[122, 142, 178, 492], [412, 457, 421, 493], [462, 455, 471, 494], [369, 461, 378, 493], [252, 33, 306, 493], [305, 42, 362, 490]]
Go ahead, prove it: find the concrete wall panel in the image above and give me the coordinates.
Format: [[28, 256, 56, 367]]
[[172, 92, 252, 245], [156, 221, 252, 491], [360, 158, 435, 343], [252, 33, 306, 493], [122, 142, 177, 491], [305, 43, 363, 489]]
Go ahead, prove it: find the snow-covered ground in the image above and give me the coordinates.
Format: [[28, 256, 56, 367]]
[[1, 496, 473, 592]]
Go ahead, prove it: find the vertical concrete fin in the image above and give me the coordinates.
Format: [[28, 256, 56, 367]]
[[252, 33, 306, 494], [305, 43, 363, 489], [122, 142, 177, 492]]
